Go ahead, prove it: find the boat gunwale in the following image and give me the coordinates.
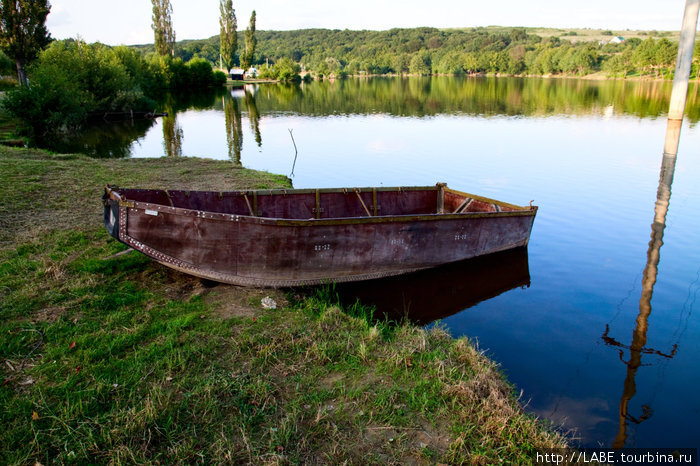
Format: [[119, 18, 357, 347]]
[[105, 185, 537, 227], [115, 200, 537, 227]]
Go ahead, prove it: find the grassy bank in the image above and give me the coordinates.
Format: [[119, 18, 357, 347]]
[[0, 146, 567, 464]]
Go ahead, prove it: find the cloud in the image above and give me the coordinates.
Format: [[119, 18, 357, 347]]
[[534, 395, 615, 442], [367, 139, 408, 154], [47, 4, 71, 28]]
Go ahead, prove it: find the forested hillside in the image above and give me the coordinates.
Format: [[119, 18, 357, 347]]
[[133, 27, 700, 79]]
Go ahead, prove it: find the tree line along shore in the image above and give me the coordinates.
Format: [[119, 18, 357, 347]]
[[135, 26, 697, 80]]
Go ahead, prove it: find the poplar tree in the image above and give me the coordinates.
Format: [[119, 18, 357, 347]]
[[240, 10, 256, 70], [152, 0, 175, 56], [0, 0, 51, 87], [219, 0, 236, 72]]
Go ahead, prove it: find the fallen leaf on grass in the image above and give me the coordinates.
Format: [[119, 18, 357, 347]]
[[68, 341, 76, 349], [32, 411, 39, 421], [75, 366, 82, 373]]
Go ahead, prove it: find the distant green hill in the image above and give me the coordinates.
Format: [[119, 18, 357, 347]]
[[132, 26, 690, 79]]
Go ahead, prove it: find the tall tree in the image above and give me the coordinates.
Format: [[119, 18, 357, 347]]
[[219, 0, 236, 72], [151, 0, 175, 57], [0, 0, 51, 87], [654, 38, 677, 78], [240, 10, 256, 70], [634, 38, 657, 77]]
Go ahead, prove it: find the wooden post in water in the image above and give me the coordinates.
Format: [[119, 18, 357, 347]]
[[663, 0, 700, 158]]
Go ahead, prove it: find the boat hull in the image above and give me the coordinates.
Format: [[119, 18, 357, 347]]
[[104, 186, 537, 287]]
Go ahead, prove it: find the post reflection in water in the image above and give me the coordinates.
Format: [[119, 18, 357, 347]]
[[330, 247, 530, 326], [603, 149, 680, 449], [603, 0, 697, 440]]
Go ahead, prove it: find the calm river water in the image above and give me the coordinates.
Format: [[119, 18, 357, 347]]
[[66, 77, 700, 448]]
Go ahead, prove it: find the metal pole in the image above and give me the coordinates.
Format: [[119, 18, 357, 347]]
[[663, 0, 700, 158]]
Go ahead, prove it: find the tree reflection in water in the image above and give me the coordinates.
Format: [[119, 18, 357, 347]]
[[29, 78, 700, 158], [32, 118, 155, 158], [223, 91, 243, 165], [245, 86, 262, 147], [162, 117, 183, 157], [223, 85, 263, 165]]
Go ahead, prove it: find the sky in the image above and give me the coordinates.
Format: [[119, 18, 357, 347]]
[[47, 0, 693, 46]]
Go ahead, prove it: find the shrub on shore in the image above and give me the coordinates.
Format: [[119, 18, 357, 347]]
[[2, 40, 226, 139]]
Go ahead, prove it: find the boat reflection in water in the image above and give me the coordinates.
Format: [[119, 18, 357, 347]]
[[331, 247, 530, 325]]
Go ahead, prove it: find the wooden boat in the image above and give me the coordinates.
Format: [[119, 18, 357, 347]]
[[103, 184, 537, 287]]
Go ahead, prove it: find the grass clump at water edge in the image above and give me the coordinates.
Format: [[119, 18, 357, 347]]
[[0, 145, 568, 463]]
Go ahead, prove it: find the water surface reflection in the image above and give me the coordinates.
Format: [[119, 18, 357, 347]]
[[34, 118, 154, 158], [40, 77, 700, 159], [223, 93, 243, 164], [332, 248, 530, 325], [604, 152, 680, 448]]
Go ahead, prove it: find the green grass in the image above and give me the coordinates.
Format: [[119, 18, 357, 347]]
[[0, 145, 289, 245], [1, 145, 568, 464]]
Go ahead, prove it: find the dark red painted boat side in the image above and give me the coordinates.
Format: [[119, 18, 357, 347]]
[[103, 184, 537, 287]]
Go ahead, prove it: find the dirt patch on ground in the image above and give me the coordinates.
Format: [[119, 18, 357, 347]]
[[320, 372, 345, 389], [203, 284, 289, 320], [360, 423, 450, 465], [128, 259, 289, 320], [31, 306, 67, 324]]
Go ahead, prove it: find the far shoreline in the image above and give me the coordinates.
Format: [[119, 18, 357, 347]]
[[302, 71, 687, 83]]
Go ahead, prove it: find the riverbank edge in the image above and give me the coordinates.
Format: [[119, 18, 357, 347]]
[[0, 145, 568, 463], [312, 70, 686, 82]]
